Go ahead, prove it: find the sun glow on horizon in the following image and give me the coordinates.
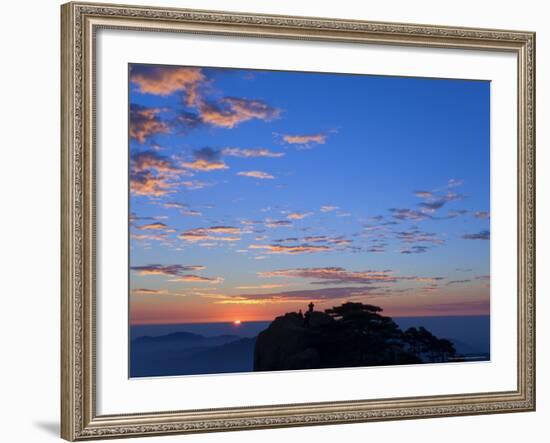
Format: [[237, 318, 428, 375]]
[[233, 320, 242, 325]]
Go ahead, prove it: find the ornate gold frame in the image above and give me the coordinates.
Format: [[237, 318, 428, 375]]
[[61, 2, 536, 440]]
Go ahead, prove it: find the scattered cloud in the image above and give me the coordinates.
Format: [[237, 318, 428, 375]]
[[258, 267, 400, 285], [222, 147, 284, 158], [446, 280, 471, 285], [474, 211, 490, 219], [181, 147, 228, 171], [131, 233, 168, 242], [199, 97, 281, 128], [389, 208, 431, 221], [281, 133, 327, 148], [236, 284, 290, 290], [183, 209, 202, 217], [131, 288, 187, 297], [182, 180, 214, 190], [130, 150, 182, 197], [447, 178, 464, 188], [446, 209, 469, 219], [129, 104, 170, 143], [394, 228, 445, 245], [237, 170, 275, 180], [202, 285, 383, 305], [163, 202, 186, 209], [462, 230, 490, 240], [130, 65, 205, 105], [287, 211, 313, 220], [265, 219, 292, 228], [170, 274, 223, 284], [249, 244, 330, 254], [179, 226, 241, 243], [130, 264, 206, 277], [400, 245, 429, 254], [414, 191, 435, 199], [136, 222, 169, 231], [320, 205, 338, 213]]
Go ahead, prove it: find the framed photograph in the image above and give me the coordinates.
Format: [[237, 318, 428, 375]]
[[61, 2, 536, 440]]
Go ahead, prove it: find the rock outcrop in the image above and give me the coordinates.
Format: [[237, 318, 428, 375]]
[[254, 302, 456, 372]]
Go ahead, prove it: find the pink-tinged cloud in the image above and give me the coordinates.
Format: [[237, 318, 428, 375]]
[[287, 211, 313, 220], [258, 267, 400, 284], [202, 286, 383, 305], [137, 222, 169, 231], [199, 97, 281, 128], [237, 171, 275, 179], [131, 288, 187, 297], [131, 233, 168, 242], [129, 105, 171, 143], [130, 264, 206, 277], [130, 66, 205, 105], [249, 244, 330, 254], [222, 147, 284, 158], [414, 191, 434, 199], [179, 226, 242, 243], [236, 284, 290, 290], [170, 274, 223, 284], [162, 202, 187, 209], [264, 219, 292, 228]]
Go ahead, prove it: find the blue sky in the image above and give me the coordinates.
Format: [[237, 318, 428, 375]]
[[128, 63, 490, 324]]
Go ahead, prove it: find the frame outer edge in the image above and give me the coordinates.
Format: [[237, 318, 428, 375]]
[[61, 2, 77, 441], [60, 1, 536, 439]]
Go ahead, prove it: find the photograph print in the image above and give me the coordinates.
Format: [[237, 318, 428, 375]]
[[128, 63, 490, 378]]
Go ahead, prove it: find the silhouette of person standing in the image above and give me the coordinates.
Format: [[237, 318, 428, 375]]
[[308, 302, 314, 313]]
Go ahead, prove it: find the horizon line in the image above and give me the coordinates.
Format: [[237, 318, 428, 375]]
[[130, 312, 490, 326]]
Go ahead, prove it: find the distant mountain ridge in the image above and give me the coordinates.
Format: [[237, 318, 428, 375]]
[[130, 331, 255, 377]]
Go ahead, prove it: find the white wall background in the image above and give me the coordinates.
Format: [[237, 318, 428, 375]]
[[0, 0, 546, 442]]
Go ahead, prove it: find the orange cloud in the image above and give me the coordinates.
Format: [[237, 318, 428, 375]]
[[287, 211, 312, 220], [137, 222, 169, 230], [170, 274, 223, 284], [181, 158, 228, 171], [129, 105, 170, 143], [236, 284, 290, 290], [237, 171, 274, 180], [131, 233, 168, 242], [199, 97, 281, 128], [130, 151, 184, 197], [130, 66, 205, 105], [130, 171, 176, 197]]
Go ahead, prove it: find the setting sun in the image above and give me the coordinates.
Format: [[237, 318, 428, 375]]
[[233, 320, 242, 325]]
